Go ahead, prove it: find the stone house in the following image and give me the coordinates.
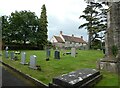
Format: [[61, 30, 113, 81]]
[[50, 31, 87, 49]]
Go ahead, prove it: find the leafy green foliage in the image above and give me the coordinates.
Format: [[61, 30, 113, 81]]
[[79, 2, 108, 49], [2, 16, 11, 43], [91, 39, 101, 49], [8, 10, 39, 44], [2, 7, 48, 49], [39, 4, 48, 46]]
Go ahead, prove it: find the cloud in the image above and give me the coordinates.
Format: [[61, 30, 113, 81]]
[[48, 15, 88, 41], [0, 0, 88, 41]]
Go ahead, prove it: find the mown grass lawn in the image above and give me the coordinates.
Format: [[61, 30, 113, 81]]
[[2, 50, 118, 86]]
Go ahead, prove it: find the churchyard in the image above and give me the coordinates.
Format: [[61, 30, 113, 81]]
[[1, 1, 120, 87], [2, 49, 118, 86]]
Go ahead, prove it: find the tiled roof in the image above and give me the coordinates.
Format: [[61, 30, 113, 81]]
[[54, 36, 64, 43], [62, 35, 86, 44]]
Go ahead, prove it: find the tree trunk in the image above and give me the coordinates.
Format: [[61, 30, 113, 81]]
[[88, 32, 93, 49]]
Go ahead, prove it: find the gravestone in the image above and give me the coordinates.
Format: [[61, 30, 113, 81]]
[[50, 68, 102, 88], [71, 48, 76, 57], [46, 49, 50, 61], [5, 46, 8, 51], [10, 52, 14, 60], [29, 55, 37, 69], [54, 50, 60, 60], [5, 51, 9, 58], [20, 52, 27, 65], [46, 49, 50, 57]]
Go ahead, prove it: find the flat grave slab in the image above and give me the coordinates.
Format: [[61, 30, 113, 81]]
[[51, 68, 102, 88], [66, 52, 71, 55], [65, 52, 78, 55]]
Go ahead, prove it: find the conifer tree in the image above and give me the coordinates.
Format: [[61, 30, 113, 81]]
[[79, 2, 107, 49], [39, 4, 48, 47]]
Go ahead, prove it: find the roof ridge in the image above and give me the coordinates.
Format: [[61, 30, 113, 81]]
[[62, 34, 81, 39], [54, 35, 60, 37], [54, 35, 64, 43]]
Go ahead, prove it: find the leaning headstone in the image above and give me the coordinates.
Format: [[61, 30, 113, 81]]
[[54, 50, 60, 60], [10, 52, 14, 60], [5, 51, 9, 58], [20, 52, 27, 65], [71, 48, 76, 57], [29, 55, 37, 69], [50, 68, 102, 88]]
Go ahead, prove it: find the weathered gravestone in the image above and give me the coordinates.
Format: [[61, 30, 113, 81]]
[[10, 51, 18, 60], [5, 51, 9, 58], [10, 52, 14, 60], [46, 49, 50, 57], [5, 46, 8, 51], [29, 55, 37, 69], [46, 49, 50, 61], [71, 48, 76, 57], [54, 50, 60, 60], [49, 68, 102, 88], [20, 52, 28, 65]]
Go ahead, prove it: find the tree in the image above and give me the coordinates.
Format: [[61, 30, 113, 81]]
[[79, 1, 107, 49], [39, 4, 48, 47], [2, 16, 11, 44], [91, 39, 101, 49], [8, 10, 39, 44]]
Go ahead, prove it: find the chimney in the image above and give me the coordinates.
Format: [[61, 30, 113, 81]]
[[81, 36, 83, 39], [60, 31, 62, 35], [72, 34, 74, 37]]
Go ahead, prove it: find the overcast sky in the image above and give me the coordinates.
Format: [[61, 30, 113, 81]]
[[0, 0, 88, 41]]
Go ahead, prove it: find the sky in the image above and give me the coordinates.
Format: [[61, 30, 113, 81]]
[[0, 0, 88, 41]]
